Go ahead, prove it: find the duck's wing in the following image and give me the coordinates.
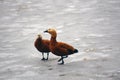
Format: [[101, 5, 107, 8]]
[[55, 46, 69, 56], [57, 42, 74, 51], [54, 42, 75, 55]]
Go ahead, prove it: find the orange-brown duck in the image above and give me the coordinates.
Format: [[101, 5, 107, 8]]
[[34, 34, 50, 60], [44, 28, 78, 64]]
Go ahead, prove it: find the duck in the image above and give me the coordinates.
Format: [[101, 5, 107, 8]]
[[34, 34, 50, 60], [44, 28, 78, 64]]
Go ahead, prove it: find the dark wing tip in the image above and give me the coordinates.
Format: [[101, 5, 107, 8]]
[[74, 49, 78, 53]]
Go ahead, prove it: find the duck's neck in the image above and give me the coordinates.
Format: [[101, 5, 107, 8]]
[[50, 33, 57, 45]]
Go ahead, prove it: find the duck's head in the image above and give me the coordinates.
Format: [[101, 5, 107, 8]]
[[44, 28, 57, 37], [37, 34, 42, 38]]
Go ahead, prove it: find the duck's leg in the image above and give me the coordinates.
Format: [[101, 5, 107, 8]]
[[58, 56, 68, 65], [60, 58, 64, 64], [41, 52, 45, 60], [58, 56, 68, 62], [58, 56, 63, 62], [58, 56, 64, 65], [45, 52, 49, 60]]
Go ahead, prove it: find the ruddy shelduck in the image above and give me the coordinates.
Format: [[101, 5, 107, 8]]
[[44, 28, 78, 64], [34, 34, 50, 60]]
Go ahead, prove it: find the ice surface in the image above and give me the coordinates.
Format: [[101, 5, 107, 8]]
[[0, 0, 120, 80]]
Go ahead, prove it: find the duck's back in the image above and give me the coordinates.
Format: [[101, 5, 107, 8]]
[[35, 38, 50, 52]]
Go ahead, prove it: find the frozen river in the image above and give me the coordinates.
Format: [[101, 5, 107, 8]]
[[0, 0, 120, 80]]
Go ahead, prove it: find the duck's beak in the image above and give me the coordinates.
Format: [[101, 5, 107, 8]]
[[44, 30, 48, 33]]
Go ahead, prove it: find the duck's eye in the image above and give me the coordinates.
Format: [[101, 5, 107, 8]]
[[48, 28, 52, 31]]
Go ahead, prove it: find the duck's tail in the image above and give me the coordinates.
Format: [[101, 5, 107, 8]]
[[67, 49, 78, 55], [74, 49, 78, 53]]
